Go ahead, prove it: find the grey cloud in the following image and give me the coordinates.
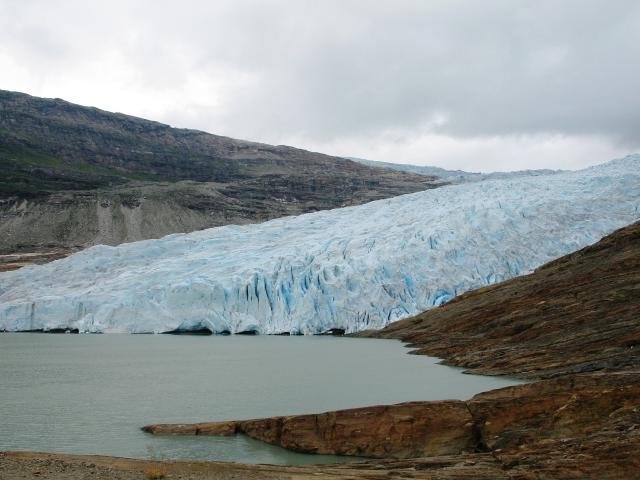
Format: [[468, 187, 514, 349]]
[[1, 0, 639, 163], [210, 0, 640, 144]]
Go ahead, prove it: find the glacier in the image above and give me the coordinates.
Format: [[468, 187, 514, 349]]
[[1, 155, 639, 334]]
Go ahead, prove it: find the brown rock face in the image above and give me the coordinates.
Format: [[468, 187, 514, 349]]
[[145, 401, 475, 459], [0, 249, 72, 271], [144, 370, 640, 477], [142, 421, 237, 436], [240, 401, 475, 458], [468, 371, 640, 453], [470, 371, 640, 479]]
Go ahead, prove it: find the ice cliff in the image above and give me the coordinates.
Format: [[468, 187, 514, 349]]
[[1, 155, 639, 334]]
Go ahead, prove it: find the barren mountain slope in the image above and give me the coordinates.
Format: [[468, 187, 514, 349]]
[[0, 90, 438, 258]]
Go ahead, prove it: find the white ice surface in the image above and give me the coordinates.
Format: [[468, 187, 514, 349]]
[[1, 155, 639, 334]]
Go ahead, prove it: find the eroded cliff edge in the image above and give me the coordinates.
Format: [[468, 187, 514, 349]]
[[144, 370, 640, 478]]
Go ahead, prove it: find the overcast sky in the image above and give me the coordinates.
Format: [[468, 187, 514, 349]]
[[1, 0, 639, 172]]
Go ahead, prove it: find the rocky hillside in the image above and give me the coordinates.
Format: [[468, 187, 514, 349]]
[[363, 221, 640, 379], [0, 90, 437, 257]]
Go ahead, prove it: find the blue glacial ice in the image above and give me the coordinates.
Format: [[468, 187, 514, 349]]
[[0, 155, 639, 334]]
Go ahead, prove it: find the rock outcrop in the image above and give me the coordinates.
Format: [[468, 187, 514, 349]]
[[144, 370, 640, 477], [144, 401, 475, 458], [0, 249, 72, 272]]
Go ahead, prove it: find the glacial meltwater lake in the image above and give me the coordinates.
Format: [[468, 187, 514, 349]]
[[0, 334, 521, 464]]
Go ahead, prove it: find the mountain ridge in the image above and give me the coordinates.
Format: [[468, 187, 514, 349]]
[[0, 90, 439, 257]]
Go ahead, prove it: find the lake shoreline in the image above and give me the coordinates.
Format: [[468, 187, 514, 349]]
[[1, 450, 507, 479], [1, 335, 519, 465], [2, 223, 638, 478], [4, 370, 638, 479]]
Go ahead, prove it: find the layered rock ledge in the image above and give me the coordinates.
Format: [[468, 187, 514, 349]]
[[143, 370, 640, 478], [144, 400, 475, 458]]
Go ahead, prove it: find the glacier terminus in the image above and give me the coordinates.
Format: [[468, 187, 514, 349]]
[[1, 155, 639, 334]]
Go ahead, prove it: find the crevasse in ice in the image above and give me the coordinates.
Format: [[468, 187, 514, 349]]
[[1, 155, 639, 334]]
